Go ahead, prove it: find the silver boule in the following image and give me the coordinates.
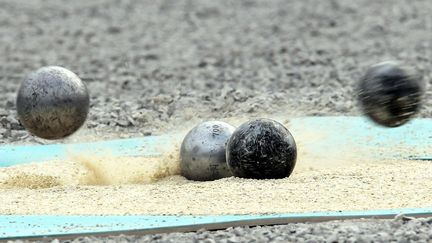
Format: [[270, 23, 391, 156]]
[[16, 66, 90, 139], [180, 121, 235, 181]]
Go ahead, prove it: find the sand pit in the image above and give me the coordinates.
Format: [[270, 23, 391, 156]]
[[0, 120, 431, 216]]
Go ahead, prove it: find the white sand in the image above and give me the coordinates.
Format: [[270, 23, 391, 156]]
[[0, 138, 431, 215]]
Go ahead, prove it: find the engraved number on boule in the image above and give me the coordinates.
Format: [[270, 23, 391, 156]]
[[212, 124, 221, 136]]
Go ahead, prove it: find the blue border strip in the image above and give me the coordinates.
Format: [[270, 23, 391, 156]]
[[2, 208, 432, 239], [1, 116, 431, 166], [0, 135, 176, 166]]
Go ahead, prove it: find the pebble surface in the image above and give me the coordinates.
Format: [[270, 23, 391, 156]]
[[1, 0, 432, 242], [13, 217, 432, 243], [1, 0, 431, 145]]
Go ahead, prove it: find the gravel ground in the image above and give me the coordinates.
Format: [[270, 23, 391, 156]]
[[12, 217, 432, 242], [1, 0, 432, 242], [59, 217, 432, 243], [1, 0, 432, 144]]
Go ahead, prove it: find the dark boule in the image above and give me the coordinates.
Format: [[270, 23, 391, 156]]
[[226, 118, 297, 179], [16, 66, 90, 139], [180, 121, 235, 181], [357, 61, 424, 127]]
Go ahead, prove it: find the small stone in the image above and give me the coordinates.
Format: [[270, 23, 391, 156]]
[[0, 128, 7, 134], [11, 130, 28, 139], [116, 119, 131, 127], [0, 117, 7, 126], [0, 108, 7, 116], [7, 116, 22, 130], [394, 213, 415, 222], [201, 238, 216, 243]]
